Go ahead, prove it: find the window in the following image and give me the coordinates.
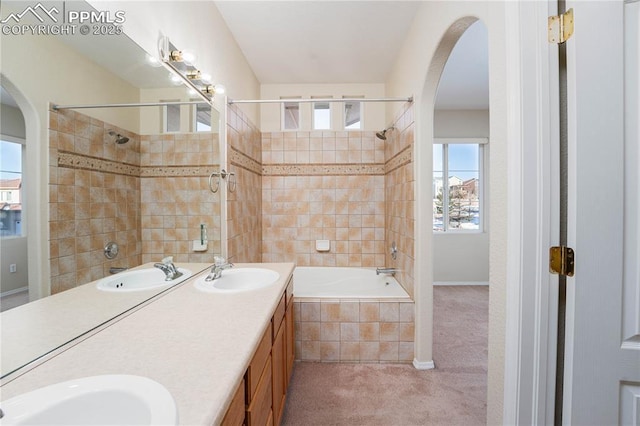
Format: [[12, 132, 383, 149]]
[[282, 97, 301, 130], [344, 96, 363, 129], [433, 140, 485, 232], [163, 101, 180, 133], [312, 98, 331, 130], [193, 102, 212, 132], [0, 140, 23, 237]]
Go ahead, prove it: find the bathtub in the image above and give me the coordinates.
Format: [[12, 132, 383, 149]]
[[293, 267, 410, 299], [293, 267, 414, 363]]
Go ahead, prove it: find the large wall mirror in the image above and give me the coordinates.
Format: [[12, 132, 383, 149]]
[[1, 0, 222, 379]]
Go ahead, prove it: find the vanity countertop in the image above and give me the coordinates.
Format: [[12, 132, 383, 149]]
[[1, 262, 212, 378], [0, 262, 296, 425]]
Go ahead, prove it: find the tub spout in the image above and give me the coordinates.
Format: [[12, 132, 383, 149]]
[[376, 267, 400, 276]]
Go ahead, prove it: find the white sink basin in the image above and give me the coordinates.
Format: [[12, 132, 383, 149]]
[[97, 268, 192, 292], [0, 375, 177, 425], [194, 268, 280, 293]]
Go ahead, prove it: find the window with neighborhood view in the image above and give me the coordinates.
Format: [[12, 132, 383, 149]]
[[433, 142, 483, 232], [0, 140, 23, 237]]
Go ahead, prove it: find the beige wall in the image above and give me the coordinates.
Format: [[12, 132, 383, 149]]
[[1, 105, 26, 140], [260, 84, 386, 132], [385, 2, 508, 422]]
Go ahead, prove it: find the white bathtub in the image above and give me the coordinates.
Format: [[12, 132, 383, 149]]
[[293, 267, 410, 299]]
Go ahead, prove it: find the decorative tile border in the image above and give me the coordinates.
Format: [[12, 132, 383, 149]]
[[229, 147, 262, 175], [58, 151, 139, 177], [384, 146, 412, 174], [140, 166, 220, 178], [263, 163, 385, 176]]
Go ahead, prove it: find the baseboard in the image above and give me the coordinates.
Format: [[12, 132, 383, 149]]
[[0, 286, 28, 298], [413, 359, 435, 370], [433, 281, 489, 286]]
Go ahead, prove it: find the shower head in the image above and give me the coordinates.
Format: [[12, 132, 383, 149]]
[[375, 126, 395, 141], [108, 130, 130, 145]]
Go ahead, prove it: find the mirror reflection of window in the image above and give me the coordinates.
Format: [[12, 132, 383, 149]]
[[193, 102, 212, 132], [0, 140, 23, 238], [344, 96, 363, 129], [163, 101, 181, 133]]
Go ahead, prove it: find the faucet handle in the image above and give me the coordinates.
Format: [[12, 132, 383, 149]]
[[214, 255, 226, 266], [161, 256, 174, 264]]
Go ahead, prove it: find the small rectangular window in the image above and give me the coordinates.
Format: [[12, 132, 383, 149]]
[[282, 97, 301, 130], [344, 96, 363, 129], [163, 101, 180, 133], [312, 98, 331, 130], [193, 102, 212, 132], [433, 141, 484, 232]]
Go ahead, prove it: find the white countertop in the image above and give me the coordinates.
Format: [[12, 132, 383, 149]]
[[0, 262, 295, 426]]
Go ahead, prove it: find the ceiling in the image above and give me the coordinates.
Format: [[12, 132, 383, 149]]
[[215, 1, 488, 109]]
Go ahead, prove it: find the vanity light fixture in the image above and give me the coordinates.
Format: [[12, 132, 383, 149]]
[[159, 36, 223, 107]]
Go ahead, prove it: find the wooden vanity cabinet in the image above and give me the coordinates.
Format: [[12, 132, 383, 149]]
[[221, 275, 295, 426]]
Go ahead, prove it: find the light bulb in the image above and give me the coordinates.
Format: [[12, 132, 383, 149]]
[[200, 73, 212, 83], [146, 55, 161, 67], [214, 84, 226, 95], [181, 50, 196, 65]]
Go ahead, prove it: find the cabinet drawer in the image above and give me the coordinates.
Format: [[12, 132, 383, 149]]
[[272, 294, 286, 339], [246, 355, 273, 426], [221, 379, 245, 426], [247, 322, 272, 402]]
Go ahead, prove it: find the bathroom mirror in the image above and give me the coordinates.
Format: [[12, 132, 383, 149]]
[[0, 0, 222, 378]]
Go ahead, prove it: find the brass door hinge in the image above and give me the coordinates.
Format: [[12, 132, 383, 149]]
[[549, 246, 575, 277], [548, 8, 574, 44]]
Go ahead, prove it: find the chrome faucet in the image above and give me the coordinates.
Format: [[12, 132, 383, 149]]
[[376, 267, 400, 276], [154, 256, 183, 281], [205, 257, 234, 282]]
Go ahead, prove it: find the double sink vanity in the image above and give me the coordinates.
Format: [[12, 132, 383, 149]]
[[0, 262, 296, 425]]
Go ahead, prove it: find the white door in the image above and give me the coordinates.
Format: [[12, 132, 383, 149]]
[[563, 0, 640, 424]]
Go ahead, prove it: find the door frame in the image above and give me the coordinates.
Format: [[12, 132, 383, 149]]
[[502, 0, 561, 424]]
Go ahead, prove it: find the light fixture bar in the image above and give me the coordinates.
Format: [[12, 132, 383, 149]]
[[160, 59, 213, 106], [52, 101, 209, 111], [228, 97, 413, 105]]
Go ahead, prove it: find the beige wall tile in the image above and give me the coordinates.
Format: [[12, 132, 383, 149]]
[[379, 342, 399, 362], [300, 302, 321, 322], [399, 322, 415, 342], [340, 342, 360, 361], [339, 301, 360, 322], [301, 341, 321, 361], [340, 322, 360, 341], [399, 342, 414, 362], [321, 302, 341, 322], [359, 322, 380, 341], [360, 342, 381, 362], [321, 322, 340, 341], [380, 322, 400, 342], [320, 342, 340, 362]]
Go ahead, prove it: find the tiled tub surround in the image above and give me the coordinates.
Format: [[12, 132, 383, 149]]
[[294, 265, 414, 363], [49, 107, 141, 294], [261, 131, 386, 267], [294, 298, 415, 363], [49, 106, 223, 293], [227, 104, 263, 263], [385, 102, 415, 298], [140, 133, 222, 264]]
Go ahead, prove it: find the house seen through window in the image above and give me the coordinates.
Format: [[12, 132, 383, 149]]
[[433, 142, 483, 232], [0, 140, 23, 237]]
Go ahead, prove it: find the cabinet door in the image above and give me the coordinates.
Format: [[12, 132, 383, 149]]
[[285, 299, 295, 382], [221, 379, 245, 426], [272, 319, 286, 426], [246, 356, 273, 426]]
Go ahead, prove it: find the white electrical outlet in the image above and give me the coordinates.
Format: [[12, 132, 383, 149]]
[[9, 264, 17, 273]]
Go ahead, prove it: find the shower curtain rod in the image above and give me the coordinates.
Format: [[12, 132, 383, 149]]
[[227, 96, 413, 105], [52, 100, 209, 111]]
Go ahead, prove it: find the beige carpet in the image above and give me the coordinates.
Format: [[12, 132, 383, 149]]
[[281, 285, 489, 426]]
